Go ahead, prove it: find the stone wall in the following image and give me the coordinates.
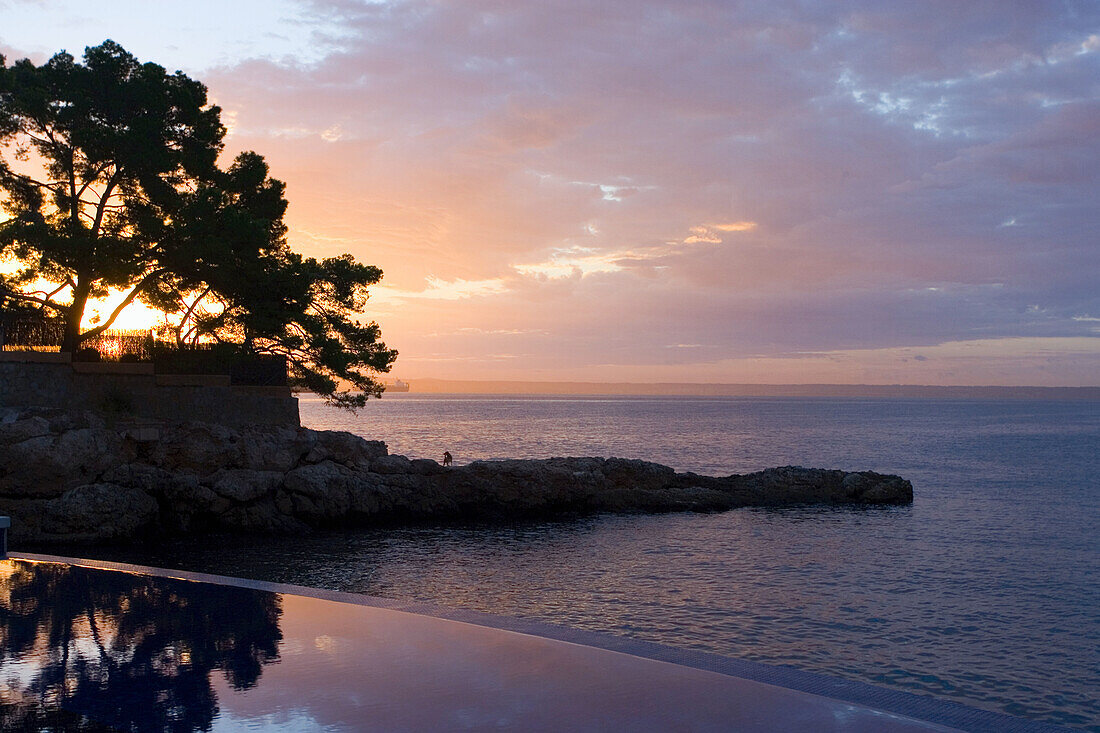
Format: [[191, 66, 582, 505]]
[[0, 357, 298, 428]]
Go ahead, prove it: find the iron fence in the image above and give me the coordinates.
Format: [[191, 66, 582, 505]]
[[0, 314, 66, 351], [76, 330, 157, 361], [0, 311, 286, 386]]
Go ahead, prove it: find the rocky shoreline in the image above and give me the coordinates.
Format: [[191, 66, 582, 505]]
[[0, 406, 913, 544]]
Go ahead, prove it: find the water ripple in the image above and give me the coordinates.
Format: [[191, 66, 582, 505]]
[[86, 396, 1100, 730]]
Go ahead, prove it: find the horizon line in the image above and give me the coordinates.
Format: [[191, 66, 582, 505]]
[[380, 379, 1100, 399]]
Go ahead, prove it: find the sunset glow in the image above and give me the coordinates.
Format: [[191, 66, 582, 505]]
[[3, 1, 1098, 385]]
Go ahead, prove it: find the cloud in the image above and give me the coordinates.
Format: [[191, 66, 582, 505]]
[[5, 0, 1098, 383], [373, 276, 509, 303], [221, 0, 1100, 382], [712, 222, 758, 232], [513, 248, 624, 280], [683, 227, 722, 245]]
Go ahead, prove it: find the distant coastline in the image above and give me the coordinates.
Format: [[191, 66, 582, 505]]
[[402, 380, 1100, 400]]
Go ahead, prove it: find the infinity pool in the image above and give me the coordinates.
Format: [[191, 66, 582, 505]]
[[0, 556, 1065, 731]]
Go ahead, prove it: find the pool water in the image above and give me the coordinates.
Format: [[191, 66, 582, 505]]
[[0, 557, 1049, 732]]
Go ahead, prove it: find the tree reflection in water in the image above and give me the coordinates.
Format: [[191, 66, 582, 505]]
[[0, 560, 282, 732]]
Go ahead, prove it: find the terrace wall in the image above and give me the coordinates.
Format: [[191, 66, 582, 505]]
[[0, 354, 299, 428]]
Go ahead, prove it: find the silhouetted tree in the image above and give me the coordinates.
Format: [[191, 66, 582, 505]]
[[0, 42, 396, 405], [0, 561, 283, 732], [0, 41, 223, 351]]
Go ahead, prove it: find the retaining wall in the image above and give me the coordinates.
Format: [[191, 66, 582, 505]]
[[0, 355, 299, 427]]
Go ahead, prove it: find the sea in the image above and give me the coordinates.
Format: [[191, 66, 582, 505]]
[[94, 394, 1100, 730]]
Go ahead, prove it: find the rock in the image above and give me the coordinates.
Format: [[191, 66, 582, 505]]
[[3, 497, 51, 542], [595, 485, 734, 514], [409, 458, 445, 475], [283, 461, 358, 520], [0, 416, 50, 444], [374, 472, 428, 490], [101, 463, 225, 523], [2, 407, 105, 433], [370, 454, 413, 475], [102, 463, 184, 494], [844, 471, 914, 504], [149, 422, 241, 474], [304, 430, 388, 469], [0, 408, 915, 544], [41, 483, 159, 542], [600, 457, 676, 491], [220, 499, 309, 533], [728, 467, 913, 506], [0, 428, 126, 497], [206, 469, 284, 503], [239, 425, 313, 472], [347, 473, 390, 515], [119, 423, 161, 442]]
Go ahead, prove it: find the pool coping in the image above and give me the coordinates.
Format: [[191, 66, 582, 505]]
[[12, 552, 1073, 733]]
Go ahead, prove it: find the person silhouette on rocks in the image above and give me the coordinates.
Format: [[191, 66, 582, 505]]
[[442, 451, 453, 467]]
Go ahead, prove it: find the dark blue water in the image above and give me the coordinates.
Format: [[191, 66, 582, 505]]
[[104, 396, 1100, 729]]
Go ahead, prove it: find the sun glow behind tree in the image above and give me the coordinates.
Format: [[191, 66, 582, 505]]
[[0, 41, 397, 407]]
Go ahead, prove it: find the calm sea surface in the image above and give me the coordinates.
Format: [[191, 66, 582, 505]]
[[95, 395, 1100, 729]]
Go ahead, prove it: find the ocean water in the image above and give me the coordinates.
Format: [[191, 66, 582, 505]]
[[97, 395, 1100, 729]]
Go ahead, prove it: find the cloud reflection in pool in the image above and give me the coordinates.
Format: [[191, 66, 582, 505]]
[[0, 559, 953, 731]]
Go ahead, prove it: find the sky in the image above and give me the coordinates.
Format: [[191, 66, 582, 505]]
[[2, 0, 1099, 385]]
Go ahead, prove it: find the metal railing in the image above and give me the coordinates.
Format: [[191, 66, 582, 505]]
[[0, 314, 66, 351], [0, 313, 287, 386]]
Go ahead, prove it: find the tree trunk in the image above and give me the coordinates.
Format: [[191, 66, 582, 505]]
[[61, 280, 91, 353]]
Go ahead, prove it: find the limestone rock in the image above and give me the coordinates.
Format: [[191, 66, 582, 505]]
[[728, 466, 912, 506], [0, 416, 50, 444], [346, 472, 390, 515], [843, 471, 914, 504], [1, 407, 105, 433], [239, 425, 313, 472], [102, 463, 185, 495], [0, 407, 915, 544], [41, 483, 159, 542], [100, 463, 226, 524], [409, 458, 445, 475], [283, 460, 357, 520], [206, 469, 284, 503], [371, 454, 412, 475], [601, 457, 676, 491], [0, 428, 126, 497], [220, 499, 309, 533], [304, 430, 388, 469], [150, 422, 242, 474]]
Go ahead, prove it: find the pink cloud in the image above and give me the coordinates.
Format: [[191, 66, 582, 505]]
[[4, 0, 1098, 383]]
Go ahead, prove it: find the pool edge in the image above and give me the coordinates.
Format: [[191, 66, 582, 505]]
[[10, 551, 1072, 733]]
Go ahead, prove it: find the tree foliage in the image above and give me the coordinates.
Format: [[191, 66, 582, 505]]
[[0, 41, 396, 406]]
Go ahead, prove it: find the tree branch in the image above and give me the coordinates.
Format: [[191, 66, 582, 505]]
[[175, 286, 212, 347], [4, 169, 68, 198], [2, 291, 69, 313], [75, 162, 113, 200], [69, 148, 78, 232], [78, 269, 167, 339], [89, 171, 122, 239], [43, 280, 72, 302]]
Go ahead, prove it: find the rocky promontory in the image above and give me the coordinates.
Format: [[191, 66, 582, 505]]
[[0, 407, 913, 544]]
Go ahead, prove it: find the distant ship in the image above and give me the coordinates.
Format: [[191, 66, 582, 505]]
[[385, 379, 410, 393]]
